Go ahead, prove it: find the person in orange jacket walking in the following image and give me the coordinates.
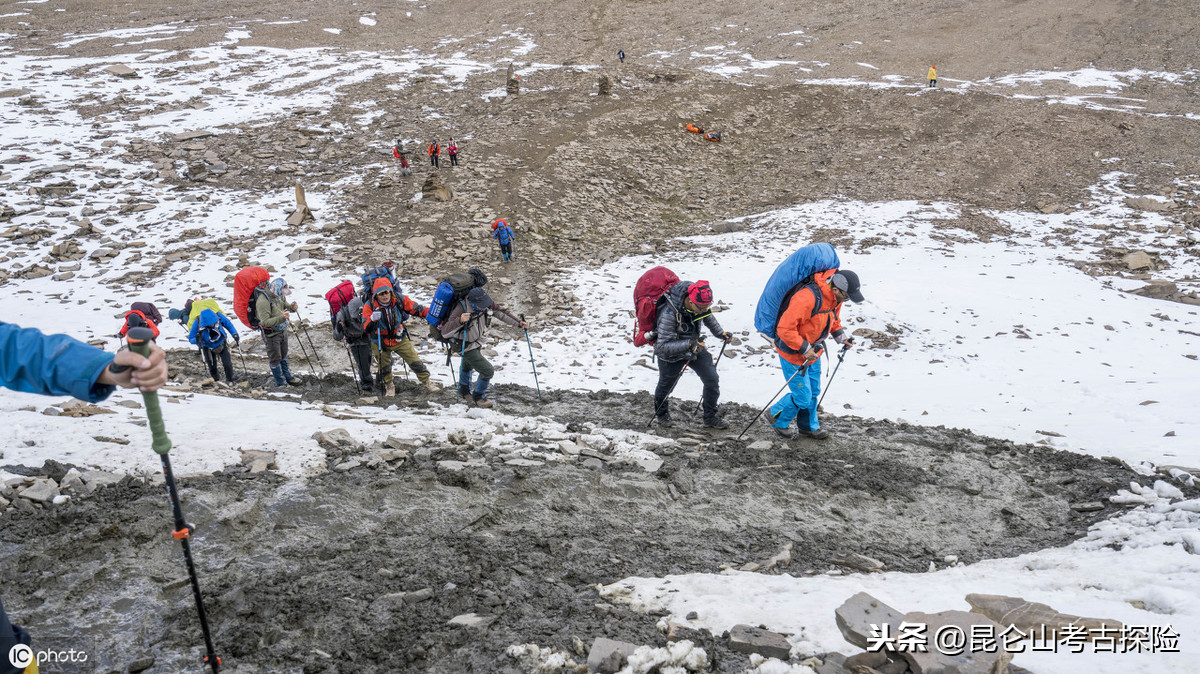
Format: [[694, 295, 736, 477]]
[[428, 139, 441, 168], [768, 269, 864, 439], [927, 65, 937, 87], [362, 278, 441, 397]]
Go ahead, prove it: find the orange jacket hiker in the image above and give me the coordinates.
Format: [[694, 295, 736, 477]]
[[774, 269, 844, 367], [428, 141, 440, 156], [362, 278, 427, 347]]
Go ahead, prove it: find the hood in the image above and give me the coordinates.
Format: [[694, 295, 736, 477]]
[[197, 308, 220, 329], [372, 277, 395, 299]]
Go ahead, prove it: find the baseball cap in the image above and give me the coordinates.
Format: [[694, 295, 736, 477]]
[[832, 270, 864, 303]]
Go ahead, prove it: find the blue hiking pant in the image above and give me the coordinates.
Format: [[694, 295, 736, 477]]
[[769, 354, 822, 432]]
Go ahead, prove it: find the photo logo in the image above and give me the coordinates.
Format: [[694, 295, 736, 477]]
[[8, 644, 33, 668]]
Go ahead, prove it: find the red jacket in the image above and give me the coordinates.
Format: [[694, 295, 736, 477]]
[[361, 278, 427, 347], [775, 269, 844, 367], [119, 310, 160, 339]]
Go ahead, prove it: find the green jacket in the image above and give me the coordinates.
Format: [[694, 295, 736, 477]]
[[255, 288, 289, 332]]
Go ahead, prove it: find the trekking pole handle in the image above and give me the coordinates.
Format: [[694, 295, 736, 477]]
[[124, 326, 173, 455]]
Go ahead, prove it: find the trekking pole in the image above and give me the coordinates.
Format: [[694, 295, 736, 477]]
[[293, 309, 327, 376], [519, 313, 541, 400], [113, 327, 220, 673], [342, 341, 361, 389], [647, 358, 693, 427], [286, 320, 319, 377], [234, 341, 248, 380], [736, 364, 805, 440], [817, 345, 850, 410], [690, 340, 728, 416]]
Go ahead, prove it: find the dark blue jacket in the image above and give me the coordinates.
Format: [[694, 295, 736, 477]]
[[188, 309, 238, 350], [0, 321, 115, 403]]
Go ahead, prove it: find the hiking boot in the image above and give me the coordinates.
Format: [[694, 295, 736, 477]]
[[656, 413, 675, 428], [773, 425, 798, 439], [423, 379, 442, 393], [458, 385, 472, 402], [286, 377, 303, 386], [702, 415, 728, 430], [385, 383, 396, 397], [472, 393, 494, 409], [798, 428, 829, 440], [359, 381, 374, 392]]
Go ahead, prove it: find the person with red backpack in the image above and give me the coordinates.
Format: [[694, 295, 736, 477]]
[[362, 278, 440, 397], [492, 218, 515, 262], [393, 141, 412, 177], [256, 278, 302, 387], [331, 285, 373, 392], [447, 138, 459, 166], [768, 269, 863, 439], [428, 139, 441, 168], [652, 280, 732, 429], [119, 307, 161, 340]]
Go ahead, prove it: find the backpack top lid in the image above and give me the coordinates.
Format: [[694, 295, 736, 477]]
[[233, 266, 270, 328], [753, 243, 840, 339], [325, 280, 357, 316], [632, 266, 680, 347]]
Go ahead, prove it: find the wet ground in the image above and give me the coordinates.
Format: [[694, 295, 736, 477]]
[[0, 359, 1147, 673]]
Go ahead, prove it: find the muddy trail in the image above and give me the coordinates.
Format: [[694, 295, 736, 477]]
[[0, 355, 1149, 673]]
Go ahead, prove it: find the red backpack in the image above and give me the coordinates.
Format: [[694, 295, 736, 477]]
[[632, 266, 680, 346], [233, 266, 270, 329], [325, 280, 357, 320]]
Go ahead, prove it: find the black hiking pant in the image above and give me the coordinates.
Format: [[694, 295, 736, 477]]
[[1, 596, 31, 674], [430, 155, 439, 168], [500, 242, 513, 259], [203, 345, 234, 381], [449, 153, 458, 166], [654, 348, 719, 419], [349, 339, 373, 387]]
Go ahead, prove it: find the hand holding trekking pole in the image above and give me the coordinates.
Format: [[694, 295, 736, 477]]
[[112, 327, 221, 672]]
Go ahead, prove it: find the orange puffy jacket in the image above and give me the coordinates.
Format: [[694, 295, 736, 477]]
[[685, 123, 702, 133], [120, 310, 160, 339], [362, 278, 427, 347], [428, 142, 440, 156], [774, 269, 846, 367]]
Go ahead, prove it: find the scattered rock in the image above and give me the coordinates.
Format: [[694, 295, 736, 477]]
[[587, 637, 639, 674], [104, 64, 138, 78], [965, 593, 1124, 641], [18, 478, 60, 504], [422, 172, 455, 202], [898, 610, 1012, 674], [727, 624, 791, 660], [448, 612, 495, 629], [1122, 250, 1153, 271], [831, 551, 886, 572]]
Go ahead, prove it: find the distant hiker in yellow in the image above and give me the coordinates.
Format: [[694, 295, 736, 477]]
[[928, 65, 937, 88]]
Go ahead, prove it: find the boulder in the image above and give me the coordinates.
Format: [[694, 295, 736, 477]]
[[422, 173, 455, 202], [898, 610, 1012, 674], [18, 478, 59, 504], [312, 428, 357, 449], [835, 592, 904, 650], [727, 624, 791, 660], [587, 637, 639, 673], [1122, 250, 1153, 270], [965, 593, 1124, 641], [598, 74, 612, 96]]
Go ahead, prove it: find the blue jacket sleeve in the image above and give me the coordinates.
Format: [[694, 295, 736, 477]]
[[187, 319, 200, 345], [0, 321, 116, 402], [219, 313, 238, 339]]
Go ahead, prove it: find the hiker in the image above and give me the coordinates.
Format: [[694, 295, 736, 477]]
[[170, 298, 226, 333], [652, 280, 732, 429], [362, 278, 441, 397], [119, 307, 160, 340], [492, 218, 515, 262], [256, 277, 302, 387], [447, 138, 459, 167], [360, 260, 399, 297], [188, 307, 240, 382], [332, 287, 374, 392], [439, 286, 527, 409], [393, 141, 413, 177], [428, 139, 441, 168], [927, 65, 937, 87], [130, 301, 162, 326], [1, 320, 168, 673], [618, 49, 625, 63], [769, 269, 863, 439]]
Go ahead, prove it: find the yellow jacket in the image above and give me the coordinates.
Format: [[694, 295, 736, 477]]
[[928, 66, 937, 80], [187, 299, 225, 331]]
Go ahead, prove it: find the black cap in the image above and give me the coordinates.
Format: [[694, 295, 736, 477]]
[[832, 270, 864, 303], [466, 287, 493, 310]]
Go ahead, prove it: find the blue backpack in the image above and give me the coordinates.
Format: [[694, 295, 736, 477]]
[[425, 272, 478, 331], [360, 265, 398, 297], [754, 243, 840, 339]]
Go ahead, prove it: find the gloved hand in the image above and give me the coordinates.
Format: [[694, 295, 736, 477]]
[[843, 336, 856, 348], [234, 336, 240, 347], [720, 331, 733, 343], [371, 311, 382, 322], [802, 347, 819, 362], [689, 340, 706, 356]]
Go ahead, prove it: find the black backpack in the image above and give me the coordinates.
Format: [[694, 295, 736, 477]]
[[247, 288, 264, 330]]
